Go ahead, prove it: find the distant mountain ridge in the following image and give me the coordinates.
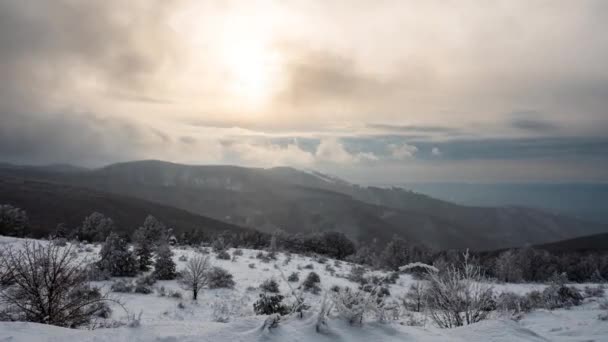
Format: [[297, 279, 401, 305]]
[[0, 160, 606, 250]]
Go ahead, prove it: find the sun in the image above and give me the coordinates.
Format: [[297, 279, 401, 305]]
[[221, 38, 282, 107]]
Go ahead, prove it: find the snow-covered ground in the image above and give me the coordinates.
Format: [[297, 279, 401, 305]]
[[0, 236, 606, 342]]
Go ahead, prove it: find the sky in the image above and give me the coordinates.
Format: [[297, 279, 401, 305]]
[[1, 0, 607, 183]]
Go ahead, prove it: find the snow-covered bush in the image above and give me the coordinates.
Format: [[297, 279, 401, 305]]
[[169, 290, 183, 299], [325, 264, 336, 275], [0, 242, 112, 327], [330, 286, 383, 325], [212, 236, 228, 252], [253, 294, 289, 315], [424, 251, 494, 328], [211, 301, 232, 323], [302, 271, 321, 294], [154, 244, 177, 280], [542, 283, 583, 309], [136, 274, 157, 286], [399, 262, 438, 279], [496, 291, 534, 315], [134, 283, 153, 294], [111, 279, 134, 293], [348, 265, 367, 284], [584, 285, 605, 298], [208, 266, 235, 289], [216, 250, 231, 260], [260, 313, 281, 331], [287, 272, 299, 282], [260, 278, 280, 293]]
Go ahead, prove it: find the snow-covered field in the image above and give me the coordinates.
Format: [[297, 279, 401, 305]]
[[0, 236, 606, 342]]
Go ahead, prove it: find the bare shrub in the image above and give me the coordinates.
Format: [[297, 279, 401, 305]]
[[402, 282, 425, 312], [424, 251, 494, 328], [233, 249, 244, 256], [0, 242, 113, 327], [180, 255, 211, 300]]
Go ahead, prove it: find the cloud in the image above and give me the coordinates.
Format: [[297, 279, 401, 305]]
[[511, 119, 559, 132], [388, 144, 418, 159], [368, 124, 459, 134], [431, 147, 442, 156], [316, 138, 377, 164]]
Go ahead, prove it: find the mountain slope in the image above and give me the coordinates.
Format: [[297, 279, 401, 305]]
[[0, 160, 606, 250], [534, 232, 608, 252], [0, 176, 249, 238]]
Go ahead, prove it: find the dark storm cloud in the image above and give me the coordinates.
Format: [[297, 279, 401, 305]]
[[0, 111, 145, 166], [0, 0, 175, 165]]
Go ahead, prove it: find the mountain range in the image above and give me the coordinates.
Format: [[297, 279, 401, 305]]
[[0, 160, 606, 250]]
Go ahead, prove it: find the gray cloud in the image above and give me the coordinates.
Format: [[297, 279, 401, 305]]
[[512, 119, 559, 132], [0, 0, 607, 183], [366, 123, 460, 134]]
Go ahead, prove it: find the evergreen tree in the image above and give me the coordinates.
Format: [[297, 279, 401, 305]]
[[132, 227, 154, 271], [154, 244, 177, 280], [99, 232, 138, 276]]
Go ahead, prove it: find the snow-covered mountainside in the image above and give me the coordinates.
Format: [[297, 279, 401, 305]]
[[0, 236, 607, 342]]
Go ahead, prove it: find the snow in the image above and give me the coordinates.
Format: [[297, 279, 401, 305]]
[[0, 235, 607, 342]]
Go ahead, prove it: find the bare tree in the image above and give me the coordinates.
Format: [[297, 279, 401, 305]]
[[424, 251, 494, 328], [0, 242, 112, 327], [180, 255, 211, 300], [403, 281, 426, 312]]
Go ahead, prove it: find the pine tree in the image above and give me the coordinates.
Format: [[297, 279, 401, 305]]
[[133, 227, 153, 271], [99, 232, 138, 276], [154, 244, 177, 280]]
